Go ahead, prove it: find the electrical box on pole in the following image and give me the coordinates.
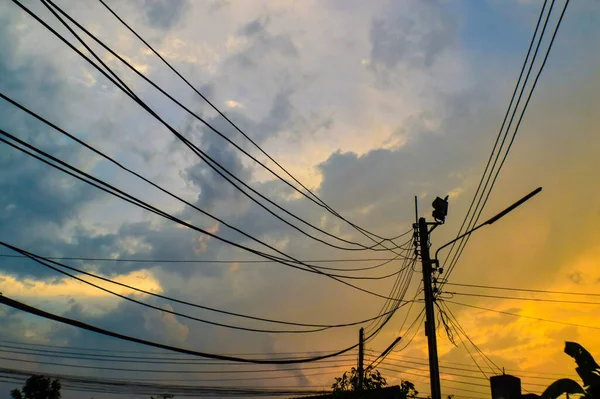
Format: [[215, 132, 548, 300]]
[[432, 196, 449, 224]]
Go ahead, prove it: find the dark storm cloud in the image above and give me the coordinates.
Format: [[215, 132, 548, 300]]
[[179, 85, 310, 217], [0, 12, 220, 281], [0, 17, 108, 277], [369, 0, 457, 80], [143, 0, 188, 30], [240, 17, 268, 37], [227, 15, 298, 71]]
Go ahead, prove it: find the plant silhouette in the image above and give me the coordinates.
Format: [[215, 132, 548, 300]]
[[332, 366, 417, 398], [10, 375, 61, 399], [332, 366, 387, 394], [522, 342, 599, 399]]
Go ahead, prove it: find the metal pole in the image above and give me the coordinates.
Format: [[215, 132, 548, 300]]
[[418, 217, 441, 399], [358, 327, 364, 391]]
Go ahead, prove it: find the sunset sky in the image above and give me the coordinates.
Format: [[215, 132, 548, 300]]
[[1, 0, 599, 398]]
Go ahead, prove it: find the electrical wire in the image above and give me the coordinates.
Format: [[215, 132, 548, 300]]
[[0, 347, 361, 371], [0, 252, 410, 272], [366, 279, 423, 366], [379, 351, 576, 379], [0, 90, 413, 275], [439, 0, 570, 294], [0, 293, 403, 365], [445, 300, 600, 331], [370, 307, 425, 370], [439, 301, 503, 376], [364, 235, 417, 334], [364, 252, 417, 336], [443, 282, 600, 297], [34, 0, 403, 255], [95, 0, 398, 247], [373, 355, 557, 382], [0, 356, 360, 383], [0, 339, 359, 359], [439, 0, 551, 277], [446, 291, 600, 306], [2, 242, 419, 334], [0, 128, 407, 300], [0, 367, 328, 397], [1, 241, 412, 330]]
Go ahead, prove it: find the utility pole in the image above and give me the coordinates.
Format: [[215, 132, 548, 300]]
[[358, 327, 364, 391], [418, 216, 442, 399], [416, 187, 541, 399]]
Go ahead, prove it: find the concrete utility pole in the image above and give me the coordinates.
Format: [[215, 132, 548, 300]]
[[358, 327, 364, 390], [418, 216, 442, 399]]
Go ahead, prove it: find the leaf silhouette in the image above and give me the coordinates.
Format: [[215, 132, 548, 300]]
[[540, 378, 585, 399], [565, 342, 600, 370]]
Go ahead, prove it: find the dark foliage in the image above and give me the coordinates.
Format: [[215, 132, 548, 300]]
[[10, 375, 61, 399]]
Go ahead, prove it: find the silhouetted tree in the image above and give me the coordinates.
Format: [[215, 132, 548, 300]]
[[522, 342, 599, 399], [399, 380, 419, 398], [332, 366, 388, 394], [10, 375, 61, 399]]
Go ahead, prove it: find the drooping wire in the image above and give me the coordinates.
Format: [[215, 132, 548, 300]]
[[442, 282, 600, 297], [444, 291, 600, 306], [439, 0, 551, 275], [445, 300, 600, 331], [0, 128, 407, 300], [436, 302, 490, 379], [0, 241, 412, 330], [0, 291, 408, 365], [0, 91, 414, 277], [441, 0, 570, 290], [34, 0, 402, 254], [364, 250, 417, 336], [95, 0, 398, 247], [369, 307, 425, 370], [439, 0, 571, 294], [0, 367, 329, 397]]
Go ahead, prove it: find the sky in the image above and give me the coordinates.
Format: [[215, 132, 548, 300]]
[[0, 0, 599, 398]]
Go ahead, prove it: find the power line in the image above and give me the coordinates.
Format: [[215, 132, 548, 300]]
[[0, 339, 362, 359], [438, 305, 490, 380], [446, 291, 600, 306], [445, 300, 600, 331], [0, 356, 358, 382], [376, 356, 558, 382], [439, 0, 551, 279], [1, 241, 413, 332], [94, 0, 398, 247], [35, 0, 402, 255], [377, 364, 492, 389], [8, 0, 417, 300], [440, 0, 570, 292], [0, 91, 412, 277], [0, 293, 395, 365], [370, 307, 425, 370], [440, 301, 540, 396], [379, 361, 543, 386], [439, 301, 501, 375], [0, 252, 410, 269], [0, 367, 329, 397], [374, 351, 568, 379], [0, 128, 406, 300], [0, 347, 359, 370], [443, 282, 600, 297], [364, 253, 417, 337], [0, 244, 323, 334]]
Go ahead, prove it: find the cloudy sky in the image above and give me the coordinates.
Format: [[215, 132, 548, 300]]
[[0, 0, 599, 398]]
